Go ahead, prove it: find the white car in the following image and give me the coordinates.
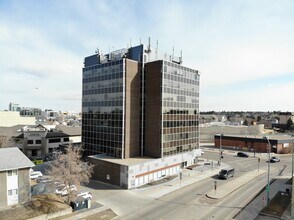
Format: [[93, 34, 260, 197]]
[[76, 191, 92, 200], [30, 169, 43, 179], [56, 185, 77, 196]]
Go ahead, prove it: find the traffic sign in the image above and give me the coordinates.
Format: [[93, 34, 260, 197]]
[[266, 185, 270, 192]]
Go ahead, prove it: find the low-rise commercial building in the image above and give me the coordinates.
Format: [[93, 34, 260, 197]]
[[0, 111, 35, 127], [214, 134, 293, 154], [16, 124, 81, 160], [0, 124, 81, 160]]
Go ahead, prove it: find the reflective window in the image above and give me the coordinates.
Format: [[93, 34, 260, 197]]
[[161, 61, 200, 156], [82, 60, 125, 158]]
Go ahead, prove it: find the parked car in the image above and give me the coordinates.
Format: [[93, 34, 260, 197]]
[[36, 176, 52, 183], [270, 156, 280, 163], [30, 169, 43, 179], [56, 185, 77, 196], [76, 191, 92, 200], [204, 162, 212, 166], [237, 152, 249, 157], [219, 168, 235, 180]]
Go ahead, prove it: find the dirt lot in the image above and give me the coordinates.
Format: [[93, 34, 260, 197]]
[[85, 209, 117, 220], [260, 191, 291, 218], [0, 194, 70, 220]]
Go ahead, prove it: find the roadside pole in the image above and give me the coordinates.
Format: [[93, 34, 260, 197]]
[[291, 135, 294, 217], [261, 196, 265, 208], [211, 161, 214, 173], [258, 157, 260, 172], [180, 171, 182, 188], [214, 181, 217, 195]]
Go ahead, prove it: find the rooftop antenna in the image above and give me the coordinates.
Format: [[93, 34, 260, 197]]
[[108, 45, 111, 60], [146, 37, 151, 53], [180, 50, 183, 64], [172, 46, 174, 59], [155, 40, 158, 60], [95, 48, 99, 55], [130, 38, 132, 47]]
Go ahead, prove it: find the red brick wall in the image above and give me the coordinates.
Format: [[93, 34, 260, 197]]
[[215, 137, 292, 154]]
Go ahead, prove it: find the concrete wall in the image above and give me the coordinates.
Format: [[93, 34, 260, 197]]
[[18, 168, 31, 204], [127, 149, 201, 188], [0, 171, 7, 208], [124, 59, 140, 158], [69, 136, 81, 143], [89, 149, 201, 189], [200, 124, 264, 142], [0, 111, 35, 127], [215, 137, 292, 154], [88, 157, 122, 187], [144, 61, 162, 158]]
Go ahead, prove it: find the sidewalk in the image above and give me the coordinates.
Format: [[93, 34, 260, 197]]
[[52, 203, 116, 220], [236, 176, 292, 219], [55, 206, 110, 220], [206, 170, 265, 199], [134, 160, 227, 198]]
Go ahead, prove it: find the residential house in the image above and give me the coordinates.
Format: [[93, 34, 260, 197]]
[[0, 147, 34, 208]]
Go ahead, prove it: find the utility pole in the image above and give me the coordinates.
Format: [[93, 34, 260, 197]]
[[291, 134, 294, 217], [264, 136, 271, 206]]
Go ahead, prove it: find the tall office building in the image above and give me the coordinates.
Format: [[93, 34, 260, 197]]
[[9, 102, 20, 111], [82, 42, 200, 188]]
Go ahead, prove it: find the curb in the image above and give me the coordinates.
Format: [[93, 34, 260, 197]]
[[206, 170, 265, 199]]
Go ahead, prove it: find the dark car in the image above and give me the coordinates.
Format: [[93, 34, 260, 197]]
[[219, 168, 235, 180], [270, 156, 280, 163], [237, 152, 249, 157]]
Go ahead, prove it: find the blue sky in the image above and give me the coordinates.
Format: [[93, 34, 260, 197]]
[[0, 0, 293, 112]]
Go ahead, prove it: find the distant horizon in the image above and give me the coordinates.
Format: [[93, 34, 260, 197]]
[[1, 104, 293, 114]]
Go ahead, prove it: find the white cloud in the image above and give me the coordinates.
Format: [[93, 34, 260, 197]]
[[0, 0, 293, 112], [201, 82, 294, 111]]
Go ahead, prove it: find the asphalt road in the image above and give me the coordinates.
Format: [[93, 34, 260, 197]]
[[116, 150, 293, 220], [38, 149, 292, 219]]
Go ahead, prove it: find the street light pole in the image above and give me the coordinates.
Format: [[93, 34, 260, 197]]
[[264, 136, 271, 206], [219, 134, 222, 165]]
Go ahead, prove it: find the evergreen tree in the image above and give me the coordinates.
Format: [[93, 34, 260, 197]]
[[243, 119, 248, 126], [286, 118, 293, 131]]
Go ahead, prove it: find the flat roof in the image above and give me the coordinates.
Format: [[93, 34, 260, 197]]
[[214, 134, 293, 141], [88, 154, 157, 166]]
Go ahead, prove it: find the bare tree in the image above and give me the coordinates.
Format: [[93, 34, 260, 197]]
[[0, 136, 14, 148], [46, 145, 94, 204]]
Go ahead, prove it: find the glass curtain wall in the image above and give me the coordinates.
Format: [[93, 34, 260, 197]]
[[162, 60, 200, 156], [82, 59, 125, 158]]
